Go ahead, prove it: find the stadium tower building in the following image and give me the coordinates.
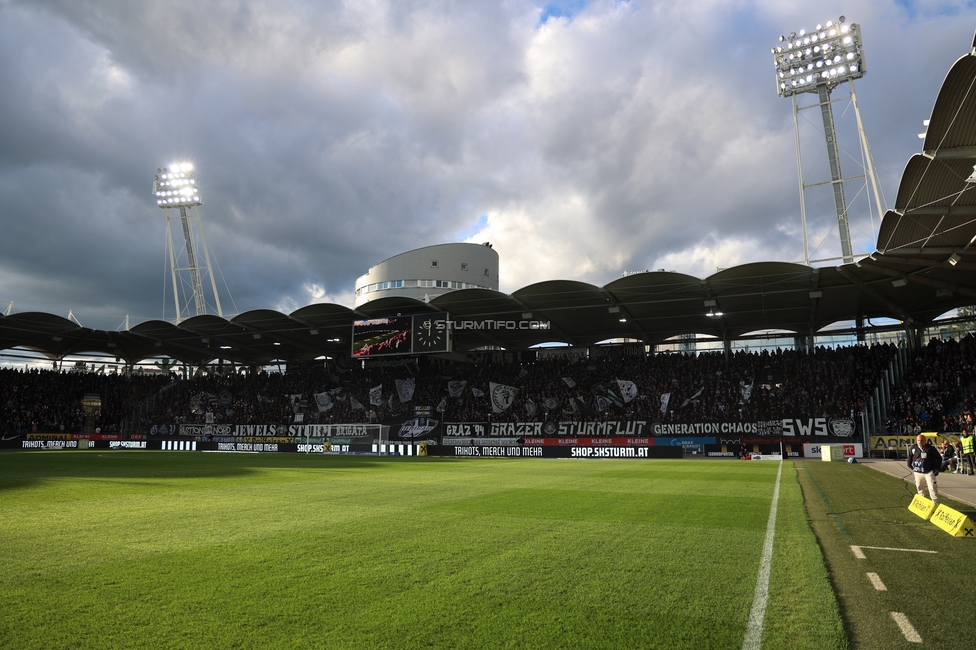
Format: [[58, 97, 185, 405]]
[[772, 16, 886, 265], [354, 242, 499, 308]]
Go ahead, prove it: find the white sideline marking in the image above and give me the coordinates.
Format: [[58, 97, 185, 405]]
[[866, 572, 887, 591], [742, 461, 783, 650], [890, 612, 923, 643], [850, 545, 938, 559]]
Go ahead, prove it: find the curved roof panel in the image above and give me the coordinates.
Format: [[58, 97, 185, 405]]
[[705, 263, 814, 338], [604, 271, 709, 343], [878, 50, 976, 260], [430, 289, 529, 351], [922, 53, 976, 154], [355, 296, 432, 318], [512, 280, 618, 347]]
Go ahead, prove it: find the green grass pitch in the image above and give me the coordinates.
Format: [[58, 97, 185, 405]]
[[0, 452, 846, 649]]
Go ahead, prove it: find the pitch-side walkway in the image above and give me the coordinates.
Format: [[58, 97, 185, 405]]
[[859, 457, 976, 508]]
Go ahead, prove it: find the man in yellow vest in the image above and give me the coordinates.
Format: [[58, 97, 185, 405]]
[[961, 427, 976, 476]]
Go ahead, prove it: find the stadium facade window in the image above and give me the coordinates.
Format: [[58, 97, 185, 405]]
[[431, 280, 469, 289], [356, 279, 405, 296], [461, 263, 468, 271], [358, 279, 482, 296]]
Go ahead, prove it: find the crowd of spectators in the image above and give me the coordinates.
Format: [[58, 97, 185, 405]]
[[1, 340, 937, 436], [885, 335, 976, 434], [0, 368, 169, 435]]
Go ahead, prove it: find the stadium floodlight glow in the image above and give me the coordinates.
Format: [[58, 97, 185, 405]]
[[772, 16, 865, 98], [153, 163, 202, 208], [152, 162, 225, 323], [771, 15, 885, 268]]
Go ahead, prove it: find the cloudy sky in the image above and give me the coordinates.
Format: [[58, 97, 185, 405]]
[[1, 0, 974, 330]]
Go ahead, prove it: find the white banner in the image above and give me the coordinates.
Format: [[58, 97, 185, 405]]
[[490, 382, 518, 413], [369, 385, 383, 406], [617, 380, 638, 403], [395, 378, 415, 403], [740, 379, 754, 404], [681, 387, 703, 408], [313, 392, 334, 412], [448, 380, 468, 398], [289, 394, 304, 414]]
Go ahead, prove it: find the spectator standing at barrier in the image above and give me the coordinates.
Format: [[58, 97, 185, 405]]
[[961, 427, 976, 476], [907, 434, 942, 505], [940, 440, 956, 473]]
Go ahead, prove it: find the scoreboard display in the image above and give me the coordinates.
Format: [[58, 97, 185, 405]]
[[351, 313, 450, 357]]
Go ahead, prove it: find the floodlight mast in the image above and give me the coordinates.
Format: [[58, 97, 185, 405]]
[[152, 163, 224, 323], [772, 17, 885, 266]]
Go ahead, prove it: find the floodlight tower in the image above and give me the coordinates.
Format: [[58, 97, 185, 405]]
[[152, 163, 223, 323], [772, 16, 885, 265]]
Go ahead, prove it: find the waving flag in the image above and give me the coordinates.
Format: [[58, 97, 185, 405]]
[[490, 382, 518, 413], [369, 385, 383, 406], [395, 378, 416, 403], [617, 380, 638, 403]]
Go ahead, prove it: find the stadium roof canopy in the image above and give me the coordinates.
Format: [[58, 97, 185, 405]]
[[5, 41, 976, 366]]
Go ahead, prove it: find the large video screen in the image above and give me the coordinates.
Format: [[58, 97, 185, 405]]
[[351, 313, 451, 357], [352, 316, 413, 357]]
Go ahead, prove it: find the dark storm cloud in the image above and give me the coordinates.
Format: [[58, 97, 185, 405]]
[[0, 0, 973, 329]]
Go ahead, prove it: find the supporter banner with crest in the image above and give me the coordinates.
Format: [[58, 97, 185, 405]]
[[229, 424, 380, 438], [369, 385, 383, 406], [489, 382, 517, 413], [651, 417, 857, 438], [617, 380, 638, 403], [395, 378, 416, 403], [388, 416, 442, 441], [440, 416, 857, 441], [313, 392, 334, 412]]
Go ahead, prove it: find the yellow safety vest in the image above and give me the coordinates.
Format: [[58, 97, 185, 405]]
[[963, 435, 975, 455]]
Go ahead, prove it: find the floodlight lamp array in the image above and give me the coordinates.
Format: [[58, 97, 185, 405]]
[[153, 163, 201, 207], [771, 18, 865, 97]]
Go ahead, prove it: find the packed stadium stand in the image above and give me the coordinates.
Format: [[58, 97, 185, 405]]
[[2, 339, 970, 437]]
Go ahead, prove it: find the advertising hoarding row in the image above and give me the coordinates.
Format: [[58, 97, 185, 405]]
[[3, 415, 864, 458]]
